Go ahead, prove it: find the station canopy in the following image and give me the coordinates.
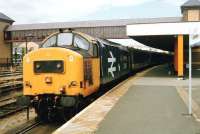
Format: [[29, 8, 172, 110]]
[[126, 22, 200, 52]]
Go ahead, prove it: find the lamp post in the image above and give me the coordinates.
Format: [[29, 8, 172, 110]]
[[25, 34, 35, 54], [189, 33, 200, 115], [189, 44, 192, 115]]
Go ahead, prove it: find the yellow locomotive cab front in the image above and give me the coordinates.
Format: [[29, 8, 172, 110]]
[[23, 47, 84, 96]]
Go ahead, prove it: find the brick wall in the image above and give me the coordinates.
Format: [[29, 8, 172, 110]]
[[187, 10, 200, 21], [183, 9, 200, 21]]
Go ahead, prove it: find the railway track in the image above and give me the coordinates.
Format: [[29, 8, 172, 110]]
[[0, 83, 22, 94], [0, 100, 27, 119], [0, 69, 24, 118], [0, 75, 22, 83], [15, 121, 42, 134], [0, 97, 16, 106], [0, 71, 23, 94], [0, 72, 22, 77]]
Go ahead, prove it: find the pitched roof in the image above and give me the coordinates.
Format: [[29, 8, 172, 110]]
[[181, 0, 200, 12], [182, 0, 200, 7], [6, 17, 182, 31], [0, 12, 14, 23]]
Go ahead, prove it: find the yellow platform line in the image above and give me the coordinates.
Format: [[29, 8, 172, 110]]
[[176, 87, 200, 122]]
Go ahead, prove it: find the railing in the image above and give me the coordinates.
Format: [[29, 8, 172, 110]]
[[4, 35, 46, 43]]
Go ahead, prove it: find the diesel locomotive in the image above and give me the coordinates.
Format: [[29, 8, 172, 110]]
[[18, 30, 170, 121]]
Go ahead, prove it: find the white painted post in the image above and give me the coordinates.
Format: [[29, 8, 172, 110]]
[[189, 45, 192, 115], [188, 30, 200, 115]]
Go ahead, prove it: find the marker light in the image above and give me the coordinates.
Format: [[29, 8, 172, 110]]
[[25, 81, 32, 88], [60, 86, 66, 94], [45, 77, 52, 84], [69, 81, 78, 87]]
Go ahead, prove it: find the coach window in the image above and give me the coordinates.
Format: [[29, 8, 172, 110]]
[[57, 33, 73, 47], [74, 35, 90, 50], [42, 35, 57, 48]]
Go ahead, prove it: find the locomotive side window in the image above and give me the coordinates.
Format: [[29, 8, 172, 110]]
[[43, 35, 57, 48], [57, 33, 73, 46], [93, 44, 98, 57], [74, 35, 90, 50]]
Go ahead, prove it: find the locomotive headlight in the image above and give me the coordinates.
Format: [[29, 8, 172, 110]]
[[56, 63, 62, 69], [36, 63, 41, 69]]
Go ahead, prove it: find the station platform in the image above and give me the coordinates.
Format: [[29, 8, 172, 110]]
[[54, 65, 200, 134]]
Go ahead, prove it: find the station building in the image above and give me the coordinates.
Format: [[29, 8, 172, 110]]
[[0, 13, 14, 66], [1, 0, 200, 77]]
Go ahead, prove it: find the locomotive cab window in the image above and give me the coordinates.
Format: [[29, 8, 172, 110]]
[[57, 33, 73, 47], [74, 35, 90, 50], [43, 35, 57, 48]]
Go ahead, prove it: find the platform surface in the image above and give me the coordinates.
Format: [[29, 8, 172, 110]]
[[54, 65, 200, 134], [96, 65, 200, 134]]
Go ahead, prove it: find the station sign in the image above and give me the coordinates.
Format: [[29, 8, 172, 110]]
[[189, 22, 200, 47], [189, 29, 200, 47]]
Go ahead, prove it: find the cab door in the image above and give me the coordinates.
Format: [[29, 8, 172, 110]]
[[73, 34, 100, 97], [83, 43, 100, 96]]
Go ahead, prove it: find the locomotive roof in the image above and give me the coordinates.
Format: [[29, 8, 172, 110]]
[[41, 30, 97, 45], [97, 38, 129, 51], [41, 30, 169, 55], [72, 30, 96, 43]]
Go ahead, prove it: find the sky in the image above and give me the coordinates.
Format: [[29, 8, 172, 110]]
[[0, 0, 187, 24]]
